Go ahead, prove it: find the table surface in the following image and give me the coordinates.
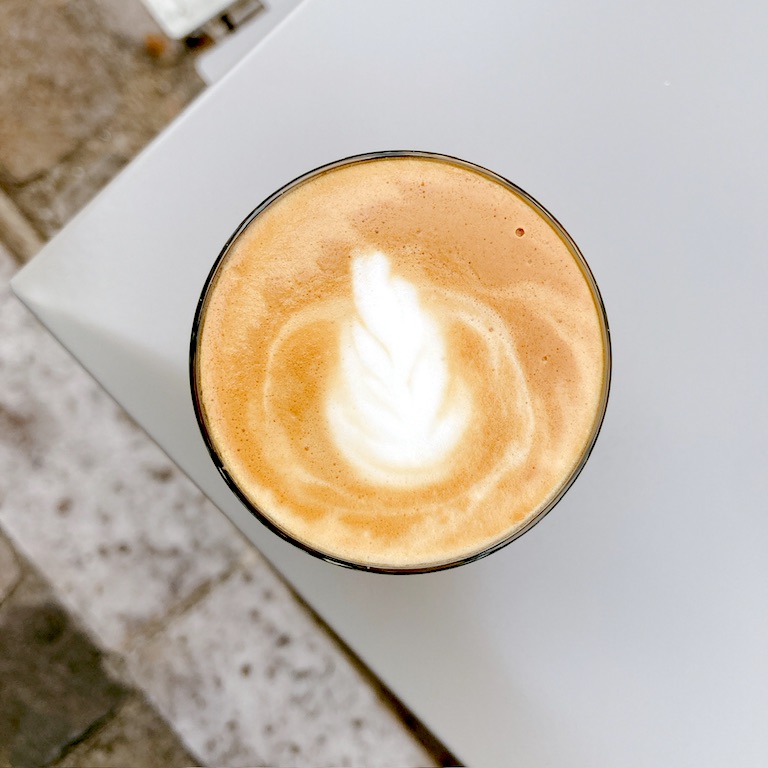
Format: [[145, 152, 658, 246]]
[[195, 0, 306, 84], [13, 0, 768, 764]]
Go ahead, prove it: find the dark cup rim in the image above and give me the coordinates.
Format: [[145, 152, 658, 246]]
[[189, 150, 612, 575]]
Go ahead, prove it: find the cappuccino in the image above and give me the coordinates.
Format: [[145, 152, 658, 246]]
[[192, 153, 610, 571]]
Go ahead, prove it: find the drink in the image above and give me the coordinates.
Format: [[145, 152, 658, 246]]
[[191, 152, 610, 572]]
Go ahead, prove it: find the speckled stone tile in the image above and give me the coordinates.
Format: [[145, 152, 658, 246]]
[[0, 0, 119, 184], [0, 529, 21, 605], [0, 0, 202, 240], [54, 694, 198, 768], [0, 569, 130, 767], [0, 243, 248, 651], [128, 548, 436, 768]]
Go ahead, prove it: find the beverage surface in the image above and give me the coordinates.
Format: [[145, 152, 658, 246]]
[[195, 155, 609, 570]]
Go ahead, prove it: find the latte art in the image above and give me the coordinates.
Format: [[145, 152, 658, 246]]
[[326, 251, 471, 486], [193, 153, 610, 571]]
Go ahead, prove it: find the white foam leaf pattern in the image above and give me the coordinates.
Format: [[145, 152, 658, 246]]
[[326, 251, 471, 485]]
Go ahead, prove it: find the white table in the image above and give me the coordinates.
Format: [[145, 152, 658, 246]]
[[196, 0, 306, 84], [13, 1, 768, 764]]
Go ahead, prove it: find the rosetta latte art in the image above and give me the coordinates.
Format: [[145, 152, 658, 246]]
[[261, 249, 538, 502], [195, 154, 609, 569], [326, 251, 472, 486]]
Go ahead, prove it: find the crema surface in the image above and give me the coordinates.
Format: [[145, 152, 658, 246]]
[[195, 155, 609, 570]]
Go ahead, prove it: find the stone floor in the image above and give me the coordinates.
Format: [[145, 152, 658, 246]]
[[0, 541, 196, 767], [0, 1, 455, 765]]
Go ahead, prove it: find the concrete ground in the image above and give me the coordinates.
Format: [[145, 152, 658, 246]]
[[0, 1, 455, 765]]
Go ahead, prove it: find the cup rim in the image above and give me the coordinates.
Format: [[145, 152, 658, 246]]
[[189, 150, 612, 575]]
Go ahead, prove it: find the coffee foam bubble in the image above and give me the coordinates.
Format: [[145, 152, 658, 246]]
[[326, 250, 471, 486]]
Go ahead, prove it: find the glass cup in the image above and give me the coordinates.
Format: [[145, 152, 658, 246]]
[[190, 151, 611, 574]]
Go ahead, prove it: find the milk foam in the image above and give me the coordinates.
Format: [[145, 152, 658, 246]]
[[326, 251, 471, 485]]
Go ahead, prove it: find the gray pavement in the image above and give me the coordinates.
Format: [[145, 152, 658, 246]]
[[0, 539, 197, 767], [0, 1, 451, 765], [0, 0, 202, 244]]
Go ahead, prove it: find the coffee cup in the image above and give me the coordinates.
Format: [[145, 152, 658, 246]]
[[190, 151, 611, 573]]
